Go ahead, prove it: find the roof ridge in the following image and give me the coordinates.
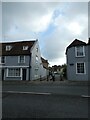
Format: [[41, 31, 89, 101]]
[[66, 39, 87, 54], [0, 40, 36, 44], [1, 40, 36, 56]]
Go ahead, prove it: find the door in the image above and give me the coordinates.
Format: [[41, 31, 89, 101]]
[[2, 69, 4, 81], [22, 69, 26, 80]]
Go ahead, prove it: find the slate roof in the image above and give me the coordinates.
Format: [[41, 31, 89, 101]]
[[0, 40, 36, 56], [41, 57, 48, 63], [66, 39, 87, 54], [41, 57, 49, 69]]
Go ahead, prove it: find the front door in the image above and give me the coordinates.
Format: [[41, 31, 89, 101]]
[[22, 69, 26, 80], [2, 69, 4, 81]]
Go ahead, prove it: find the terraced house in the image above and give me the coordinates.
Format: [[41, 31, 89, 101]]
[[0, 39, 48, 81], [66, 38, 90, 81]]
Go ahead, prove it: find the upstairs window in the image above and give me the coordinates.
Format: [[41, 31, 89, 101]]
[[36, 48, 38, 52], [75, 46, 85, 57], [36, 55, 38, 64], [23, 46, 28, 50], [0, 56, 5, 64], [18, 56, 25, 63], [6, 45, 12, 51], [34, 68, 38, 78]]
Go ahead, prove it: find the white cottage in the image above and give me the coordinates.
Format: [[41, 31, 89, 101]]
[[0, 39, 46, 81]]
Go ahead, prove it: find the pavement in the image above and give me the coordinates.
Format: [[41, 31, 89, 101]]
[[2, 78, 90, 86]]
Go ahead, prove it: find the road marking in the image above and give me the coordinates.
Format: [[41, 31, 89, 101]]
[[3, 91, 51, 95], [81, 95, 90, 98]]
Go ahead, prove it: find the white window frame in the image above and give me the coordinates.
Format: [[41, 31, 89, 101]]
[[7, 68, 21, 77], [76, 62, 86, 74], [75, 46, 85, 57], [36, 48, 38, 52], [0, 56, 6, 64], [23, 46, 28, 50], [35, 55, 38, 64], [34, 68, 38, 78], [6, 45, 12, 51], [18, 56, 25, 63]]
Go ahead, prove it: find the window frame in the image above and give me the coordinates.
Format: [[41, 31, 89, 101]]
[[0, 56, 6, 64], [7, 68, 21, 77], [23, 46, 28, 50], [36, 48, 38, 52], [18, 56, 25, 63], [34, 68, 38, 78], [75, 46, 85, 57], [6, 45, 12, 51], [76, 62, 86, 74], [35, 55, 38, 64]]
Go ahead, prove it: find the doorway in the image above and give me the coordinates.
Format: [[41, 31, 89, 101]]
[[2, 69, 4, 81], [22, 69, 26, 80]]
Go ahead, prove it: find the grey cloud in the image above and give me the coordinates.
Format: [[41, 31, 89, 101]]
[[2, 2, 88, 65], [65, 2, 88, 17], [2, 2, 50, 35], [41, 13, 88, 63]]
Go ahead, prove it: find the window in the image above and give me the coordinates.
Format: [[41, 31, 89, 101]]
[[23, 46, 28, 50], [35, 68, 38, 78], [76, 63, 86, 74], [7, 68, 20, 77], [18, 56, 25, 63], [75, 46, 85, 57], [36, 56, 38, 64], [36, 48, 38, 52], [0, 56, 5, 64], [6, 45, 12, 51]]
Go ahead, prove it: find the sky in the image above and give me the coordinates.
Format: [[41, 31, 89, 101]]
[[1, 1, 89, 66]]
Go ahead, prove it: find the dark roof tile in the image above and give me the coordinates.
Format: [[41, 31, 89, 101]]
[[0, 40, 36, 56], [66, 39, 86, 54]]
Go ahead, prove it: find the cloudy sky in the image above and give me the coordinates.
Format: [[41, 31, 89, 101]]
[[1, 2, 88, 66]]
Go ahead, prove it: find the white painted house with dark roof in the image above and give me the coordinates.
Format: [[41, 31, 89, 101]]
[[0, 39, 48, 81], [66, 38, 90, 81]]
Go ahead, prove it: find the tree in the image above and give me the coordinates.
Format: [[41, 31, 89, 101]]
[[61, 64, 67, 79]]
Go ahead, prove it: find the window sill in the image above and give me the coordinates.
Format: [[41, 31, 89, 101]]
[[75, 56, 85, 58], [6, 76, 21, 77], [76, 73, 86, 75]]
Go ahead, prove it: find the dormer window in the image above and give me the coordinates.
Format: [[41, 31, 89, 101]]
[[6, 45, 12, 51], [23, 46, 28, 50]]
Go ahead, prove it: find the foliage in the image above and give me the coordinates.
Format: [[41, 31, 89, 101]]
[[61, 64, 67, 79]]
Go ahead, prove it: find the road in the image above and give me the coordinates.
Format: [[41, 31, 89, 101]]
[[2, 80, 88, 96], [2, 92, 88, 118], [2, 79, 89, 119]]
